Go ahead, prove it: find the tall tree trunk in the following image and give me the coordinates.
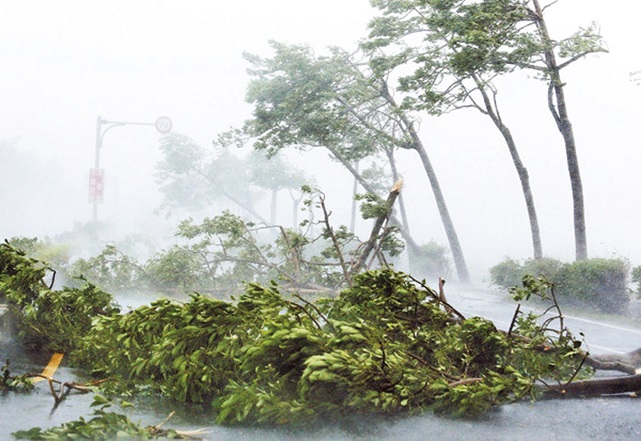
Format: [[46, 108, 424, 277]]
[[380, 85, 471, 283], [472, 73, 543, 259], [532, 0, 587, 261], [497, 122, 543, 259], [412, 139, 471, 283]]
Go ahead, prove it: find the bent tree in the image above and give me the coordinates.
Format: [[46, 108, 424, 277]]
[[366, 0, 543, 259], [242, 42, 471, 282], [367, 0, 606, 261], [155, 133, 310, 227], [527, 0, 606, 260]]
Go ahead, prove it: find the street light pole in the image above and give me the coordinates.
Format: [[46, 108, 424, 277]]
[[90, 115, 172, 223]]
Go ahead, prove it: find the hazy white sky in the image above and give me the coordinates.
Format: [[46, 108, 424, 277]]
[[0, 0, 372, 236], [1, 1, 640, 280]]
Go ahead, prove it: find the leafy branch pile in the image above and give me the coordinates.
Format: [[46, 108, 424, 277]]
[[1, 242, 587, 426], [0, 241, 120, 353]]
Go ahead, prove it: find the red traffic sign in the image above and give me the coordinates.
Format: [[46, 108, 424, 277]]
[[89, 168, 105, 204]]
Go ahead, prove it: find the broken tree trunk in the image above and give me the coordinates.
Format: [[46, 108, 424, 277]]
[[541, 374, 641, 399], [349, 179, 403, 276], [539, 347, 641, 398], [586, 347, 641, 375]]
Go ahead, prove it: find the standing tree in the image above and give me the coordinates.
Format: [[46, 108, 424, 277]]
[[246, 149, 310, 226], [526, 0, 605, 260], [243, 41, 471, 282], [155, 133, 267, 223], [366, 0, 606, 261], [366, 0, 543, 259]]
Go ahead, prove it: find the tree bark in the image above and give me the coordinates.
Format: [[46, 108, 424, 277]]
[[541, 374, 641, 399], [350, 179, 403, 275], [412, 141, 471, 283], [472, 73, 543, 259], [531, 0, 587, 261], [540, 347, 641, 399], [380, 84, 471, 283]]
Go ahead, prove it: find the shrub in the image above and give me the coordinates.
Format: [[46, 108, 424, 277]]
[[490, 257, 562, 291], [490, 258, 524, 290], [412, 240, 452, 279], [491, 257, 630, 315], [522, 257, 564, 282], [554, 258, 630, 314]]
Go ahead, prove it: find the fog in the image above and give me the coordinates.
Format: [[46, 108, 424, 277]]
[[1, 1, 641, 281]]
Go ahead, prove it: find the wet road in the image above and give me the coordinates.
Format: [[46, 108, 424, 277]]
[[450, 285, 641, 356]]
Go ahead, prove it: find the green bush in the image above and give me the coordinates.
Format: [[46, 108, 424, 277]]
[[490, 257, 562, 291], [554, 258, 630, 314], [522, 258, 564, 282], [491, 257, 630, 314], [489, 258, 523, 290], [412, 240, 452, 279]]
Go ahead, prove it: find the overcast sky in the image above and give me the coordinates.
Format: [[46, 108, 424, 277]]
[[1, 1, 640, 280]]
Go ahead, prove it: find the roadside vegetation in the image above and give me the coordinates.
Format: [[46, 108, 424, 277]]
[[490, 257, 633, 314], [1, 237, 590, 433]]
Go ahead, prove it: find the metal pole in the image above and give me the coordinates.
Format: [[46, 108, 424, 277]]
[[90, 115, 171, 223]]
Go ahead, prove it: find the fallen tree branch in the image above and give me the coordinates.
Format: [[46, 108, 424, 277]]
[[28, 374, 112, 404], [586, 347, 641, 375], [540, 373, 641, 399]]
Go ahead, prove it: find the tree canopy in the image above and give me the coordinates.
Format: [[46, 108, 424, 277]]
[[365, 0, 606, 261]]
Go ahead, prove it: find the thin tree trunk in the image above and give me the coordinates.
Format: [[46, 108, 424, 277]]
[[384, 146, 421, 272], [472, 73, 543, 259], [380, 84, 471, 283], [532, 0, 587, 261], [350, 179, 403, 275], [412, 141, 471, 283], [385, 147, 411, 236], [496, 124, 542, 259]]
